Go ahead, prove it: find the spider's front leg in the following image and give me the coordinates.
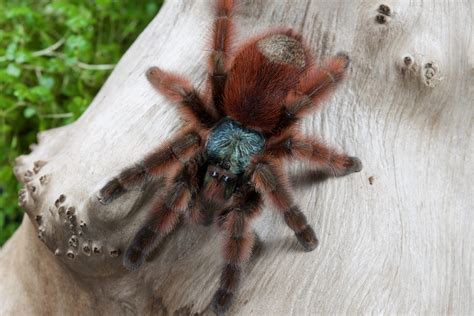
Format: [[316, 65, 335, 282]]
[[97, 130, 201, 205], [250, 159, 318, 251], [212, 188, 262, 314], [265, 135, 362, 178], [123, 153, 204, 270], [208, 0, 235, 116], [146, 67, 218, 127]]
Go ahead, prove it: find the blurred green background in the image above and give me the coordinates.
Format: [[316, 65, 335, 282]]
[[0, 0, 163, 245]]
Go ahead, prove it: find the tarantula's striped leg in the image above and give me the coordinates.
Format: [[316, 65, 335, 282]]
[[97, 130, 201, 205], [123, 153, 204, 270], [208, 0, 235, 116], [212, 187, 262, 314], [146, 67, 218, 127], [265, 134, 362, 177], [249, 159, 318, 252], [272, 53, 350, 135]]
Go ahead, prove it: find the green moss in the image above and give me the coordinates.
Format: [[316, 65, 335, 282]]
[[0, 0, 163, 245]]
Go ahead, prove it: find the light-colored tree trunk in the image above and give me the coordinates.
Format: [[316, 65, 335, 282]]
[[1, 0, 472, 314]]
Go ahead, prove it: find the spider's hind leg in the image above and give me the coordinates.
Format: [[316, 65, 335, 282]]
[[212, 187, 262, 314], [146, 67, 218, 127], [249, 159, 319, 251]]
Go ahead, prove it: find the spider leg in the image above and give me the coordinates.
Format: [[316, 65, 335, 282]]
[[248, 158, 318, 252], [212, 186, 262, 314], [97, 130, 201, 205], [123, 152, 204, 270], [272, 53, 350, 135], [146, 67, 218, 127], [265, 134, 362, 177], [208, 0, 235, 117]]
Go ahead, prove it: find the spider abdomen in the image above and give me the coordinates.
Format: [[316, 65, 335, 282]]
[[224, 31, 311, 133]]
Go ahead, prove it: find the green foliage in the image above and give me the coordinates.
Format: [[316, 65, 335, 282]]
[[0, 0, 162, 245]]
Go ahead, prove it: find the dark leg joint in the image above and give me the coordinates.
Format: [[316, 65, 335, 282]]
[[283, 206, 307, 232], [171, 132, 201, 155]]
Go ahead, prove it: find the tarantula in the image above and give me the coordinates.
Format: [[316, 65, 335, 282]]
[[98, 0, 362, 313]]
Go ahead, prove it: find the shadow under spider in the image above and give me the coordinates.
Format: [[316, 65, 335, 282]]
[[145, 220, 185, 263]]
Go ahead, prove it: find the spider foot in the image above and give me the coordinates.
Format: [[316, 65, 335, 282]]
[[335, 51, 351, 68], [97, 179, 127, 205], [211, 289, 234, 315], [295, 226, 319, 252], [343, 156, 363, 175], [146, 66, 165, 85]]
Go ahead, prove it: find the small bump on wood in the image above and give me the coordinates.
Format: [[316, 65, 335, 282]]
[[66, 207, 75, 217], [110, 249, 121, 257], [58, 206, 65, 215], [377, 4, 391, 16], [27, 184, 36, 193], [69, 235, 79, 248], [82, 243, 92, 256], [66, 250, 76, 260], [33, 160, 47, 173], [375, 14, 387, 24], [93, 245, 102, 254], [39, 175, 47, 185]]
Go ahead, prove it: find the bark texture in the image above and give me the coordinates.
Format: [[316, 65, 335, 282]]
[[1, 0, 473, 314]]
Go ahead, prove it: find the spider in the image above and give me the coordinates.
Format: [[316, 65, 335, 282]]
[[97, 0, 362, 313]]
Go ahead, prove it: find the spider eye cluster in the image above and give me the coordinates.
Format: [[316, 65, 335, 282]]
[[208, 169, 233, 183]]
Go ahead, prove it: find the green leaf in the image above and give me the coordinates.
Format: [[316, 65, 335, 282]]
[[66, 35, 89, 53], [39, 75, 55, 89], [66, 8, 93, 32], [10, 135, 18, 149], [31, 86, 53, 102], [5, 42, 17, 61], [23, 107, 36, 118], [14, 50, 30, 64], [6, 63, 21, 77], [146, 3, 160, 16]]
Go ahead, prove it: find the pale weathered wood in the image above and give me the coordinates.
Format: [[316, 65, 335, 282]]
[[1, 0, 472, 314]]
